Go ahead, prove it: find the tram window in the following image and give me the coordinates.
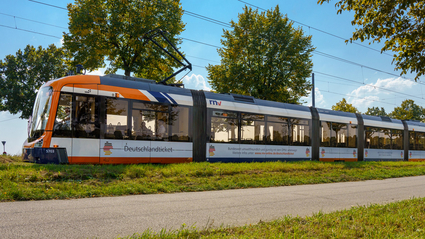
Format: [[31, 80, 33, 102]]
[[241, 113, 265, 144], [332, 123, 347, 147], [320, 122, 331, 147], [170, 106, 190, 142], [365, 127, 379, 149], [382, 129, 391, 149], [105, 98, 128, 139], [266, 116, 289, 145], [53, 93, 72, 137], [410, 132, 416, 150], [74, 95, 99, 138], [418, 132, 425, 150], [392, 130, 403, 150], [211, 110, 238, 143], [347, 124, 357, 148], [132, 110, 155, 140], [291, 119, 310, 146]]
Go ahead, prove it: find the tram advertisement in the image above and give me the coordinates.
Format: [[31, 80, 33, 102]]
[[206, 143, 311, 161], [100, 140, 192, 158], [364, 149, 404, 161]]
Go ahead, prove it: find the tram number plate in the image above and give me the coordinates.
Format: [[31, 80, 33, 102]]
[[45, 149, 55, 154]]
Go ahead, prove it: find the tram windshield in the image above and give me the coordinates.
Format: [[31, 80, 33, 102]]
[[28, 86, 53, 141]]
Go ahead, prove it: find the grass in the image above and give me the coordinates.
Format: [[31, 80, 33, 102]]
[[123, 197, 425, 238], [1, 155, 425, 201]]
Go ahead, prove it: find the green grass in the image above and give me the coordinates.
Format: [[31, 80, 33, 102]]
[[1, 155, 425, 201], [123, 197, 425, 238]]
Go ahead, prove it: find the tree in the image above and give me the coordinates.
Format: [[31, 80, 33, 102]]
[[365, 106, 388, 117], [331, 98, 359, 113], [0, 45, 68, 119], [206, 6, 314, 104], [64, 0, 185, 81], [389, 99, 425, 121], [318, 0, 425, 80]]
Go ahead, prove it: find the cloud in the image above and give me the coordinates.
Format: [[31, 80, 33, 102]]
[[86, 68, 106, 76], [55, 37, 64, 48], [302, 87, 326, 108], [182, 74, 211, 91], [347, 77, 415, 107], [351, 77, 414, 97]]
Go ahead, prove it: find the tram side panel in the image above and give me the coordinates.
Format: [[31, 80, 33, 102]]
[[362, 116, 405, 161], [405, 121, 425, 161], [205, 94, 312, 163], [316, 109, 359, 162], [97, 90, 194, 164]]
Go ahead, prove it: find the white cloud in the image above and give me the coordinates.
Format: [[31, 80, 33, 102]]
[[350, 77, 414, 97], [55, 37, 64, 48], [347, 77, 415, 110], [86, 68, 106, 76], [302, 87, 326, 108], [182, 74, 211, 91], [349, 95, 380, 108]]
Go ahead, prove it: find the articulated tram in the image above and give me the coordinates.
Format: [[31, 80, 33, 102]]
[[23, 74, 425, 164]]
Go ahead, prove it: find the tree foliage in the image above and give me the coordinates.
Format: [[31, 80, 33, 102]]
[[390, 99, 425, 121], [207, 6, 314, 104], [318, 0, 425, 80], [331, 98, 359, 113], [0, 45, 68, 119], [64, 0, 185, 80], [365, 106, 388, 117]]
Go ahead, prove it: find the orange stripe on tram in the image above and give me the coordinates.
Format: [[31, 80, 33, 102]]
[[98, 85, 150, 101]]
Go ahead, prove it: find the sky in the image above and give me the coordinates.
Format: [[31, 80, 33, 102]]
[[1, 0, 424, 155]]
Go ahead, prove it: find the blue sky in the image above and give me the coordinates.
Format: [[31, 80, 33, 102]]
[[1, 0, 424, 155]]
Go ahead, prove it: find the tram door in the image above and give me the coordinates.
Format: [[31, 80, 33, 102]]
[[71, 84, 100, 164]]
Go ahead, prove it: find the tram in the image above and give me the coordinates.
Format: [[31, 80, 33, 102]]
[[22, 73, 425, 164]]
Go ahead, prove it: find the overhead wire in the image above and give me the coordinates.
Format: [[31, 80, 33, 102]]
[[236, 0, 393, 57], [0, 23, 61, 39], [0, 12, 68, 30], [313, 71, 425, 103], [24, 0, 407, 83], [0, 117, 21, 123], [320, 90, 397, 106], [10, 0, 425, 104]]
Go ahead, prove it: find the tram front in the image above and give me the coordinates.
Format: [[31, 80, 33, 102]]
[[23, 85, 68, 164]]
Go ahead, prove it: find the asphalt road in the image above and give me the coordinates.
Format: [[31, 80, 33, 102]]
[[1, 175, 425, 239]]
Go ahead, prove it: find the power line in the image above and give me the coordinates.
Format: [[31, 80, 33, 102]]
[[0, 12, 67, 30], [184, 10, 231, 28], [25, 0, 403, 79], [0, 117, 21, 123], [180, 37, 220, 48], [186, 55, 220, 64], [0, 24, 61, 39], [28, 0, 67, 10], [180, 37, 423, 87], [314, 71, 425, 103], [321, 90, 397, 106], [13, 1, 424, 97], [236, 0, 393, 57]]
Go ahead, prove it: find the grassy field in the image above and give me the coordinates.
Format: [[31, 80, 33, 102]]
[[1, 155, 425, 202], [124, 197, 425, 238]]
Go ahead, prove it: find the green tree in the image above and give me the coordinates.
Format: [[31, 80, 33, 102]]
[[207, 6, 314, 104], [318, 0, 425, 80], [365, 106, 388, 117], [64, 0, 185, 81], [389, 99, 425, 121], [331, 98, 359, 113], [0, 45, 68, 119]]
